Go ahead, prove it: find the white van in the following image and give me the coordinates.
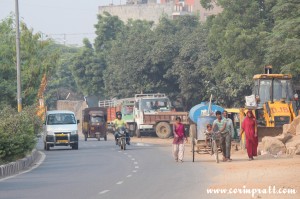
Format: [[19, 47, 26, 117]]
[[43, 110, 79, 150]]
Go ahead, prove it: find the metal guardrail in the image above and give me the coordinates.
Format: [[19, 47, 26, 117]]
[[134, 93, 166, 99]]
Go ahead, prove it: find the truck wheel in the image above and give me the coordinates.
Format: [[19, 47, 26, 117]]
[[156, 122, 172, 139], [46, 143, 50, 151], [136, 128, 141, 138], [72, 143, 78, 150], [190, 124, 196, 152], [189, 124, 196, 140]]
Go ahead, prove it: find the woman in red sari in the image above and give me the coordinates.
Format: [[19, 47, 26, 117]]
[[241, 110, 258, 161], [173, 117, 188, 162]]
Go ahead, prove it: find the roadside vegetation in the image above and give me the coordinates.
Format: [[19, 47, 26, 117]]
[[0, 0, 299, 162], [0, 106, 42, 164]]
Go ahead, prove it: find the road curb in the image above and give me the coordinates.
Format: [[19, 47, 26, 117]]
[[0, 149, 41, 179]]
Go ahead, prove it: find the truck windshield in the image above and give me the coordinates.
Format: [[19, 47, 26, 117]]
[[47, 113, 76, 125], [140, 98, 170, 111], [259, 79, 293, 104], [122, 105, 133, 115]]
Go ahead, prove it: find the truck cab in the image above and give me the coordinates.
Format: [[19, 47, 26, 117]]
[[133, 93, 183, 138]]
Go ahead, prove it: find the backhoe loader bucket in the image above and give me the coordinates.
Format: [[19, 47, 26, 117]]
[[257, 127, 283, 142]]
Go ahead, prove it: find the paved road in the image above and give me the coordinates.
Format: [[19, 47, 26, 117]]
[[0, 135, 218, 199]]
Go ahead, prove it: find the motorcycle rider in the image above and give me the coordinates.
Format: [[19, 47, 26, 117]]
[[113, 111, 130, 145]]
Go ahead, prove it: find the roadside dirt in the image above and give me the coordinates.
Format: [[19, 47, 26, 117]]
[[131, 136, 300, 199]]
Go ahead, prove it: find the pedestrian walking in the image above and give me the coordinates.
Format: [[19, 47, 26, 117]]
[[212, 111, 231, 162], [222, 110, 234, 161], [241, 110, 258, 161], [172, 117, 187, 163]]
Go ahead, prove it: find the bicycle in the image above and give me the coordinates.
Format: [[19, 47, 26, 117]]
[[207, 131, 220, 163]]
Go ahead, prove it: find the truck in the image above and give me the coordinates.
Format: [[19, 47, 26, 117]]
[[82, 107, 107, 141], [98, 98, 135, 134], [133, 93, 190, 138]]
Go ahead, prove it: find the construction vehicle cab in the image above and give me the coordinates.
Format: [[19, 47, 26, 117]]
[[251, 66, 299, 138]]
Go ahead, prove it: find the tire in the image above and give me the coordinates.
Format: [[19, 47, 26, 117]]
[[213, 141, 219, 163], [155, 122, 172, 139], [123, 139, 126, 150], [104, 134, 107, 141], [120, 139, 124, 150], [46, 143, 50, 151], [96, 134, 100, 141], [190, 124, 196, 152], [136, 128, 141, 138], [189, 124, 196, 139], [192, 139, 195, 162], [72, 143, 79, 150]]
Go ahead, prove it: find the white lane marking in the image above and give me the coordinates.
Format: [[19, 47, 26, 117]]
[[116, 181, 124, 185], [134, 162, 138, 164], [132, 170, 137, 172], [118, 151, 122, 152], [135, 166, 139, 169], [124, 153, 127, 155], [99, 190, 110, 195], [128, 155, 132, 157], [131, 158, 135, 161], [136, 143, 151, 146], [0, 151, 46, 182], [127, 175, 132, 178]]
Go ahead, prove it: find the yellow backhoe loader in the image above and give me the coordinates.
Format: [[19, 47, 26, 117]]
[[249, 66, 299, 139]]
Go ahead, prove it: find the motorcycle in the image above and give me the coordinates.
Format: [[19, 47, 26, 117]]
[[116, 127, 127, 150]]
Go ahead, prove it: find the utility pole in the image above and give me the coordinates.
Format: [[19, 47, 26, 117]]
[[15, 0, 22, 112]]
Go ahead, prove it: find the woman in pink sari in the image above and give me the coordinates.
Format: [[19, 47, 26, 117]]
[[241, 110, 258, 161], [173, 117, 188, 162]]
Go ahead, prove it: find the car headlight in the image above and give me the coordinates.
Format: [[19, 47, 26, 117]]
[[71, 130, 78, 135]]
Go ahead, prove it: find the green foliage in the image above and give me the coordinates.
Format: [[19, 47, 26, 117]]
[[71, 39, 106, 96], [2, 0, 300, 113], [0, 105, 42, 164], [265, 0, 300, 80], [94, 12, 124, 53], [44, 44, 81, 109], [0, 16, 59, 109]]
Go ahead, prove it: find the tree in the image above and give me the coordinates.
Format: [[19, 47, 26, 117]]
[[94, 12, 124, 53], [265, 0, 300, 80], [203, 0, 274, 107], [0, 17, 58, 109], [103, 20, 155, 98], [71, 39, 105, 96]]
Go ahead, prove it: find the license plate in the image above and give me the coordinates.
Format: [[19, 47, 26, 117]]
[[57, 140, 68, 143], [56, 134, 67, 137]]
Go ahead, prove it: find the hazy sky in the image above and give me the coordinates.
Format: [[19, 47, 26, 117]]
[[0, 0, 127, 46]]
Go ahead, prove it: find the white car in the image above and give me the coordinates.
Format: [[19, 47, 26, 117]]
[[43, 110, 79, 150]]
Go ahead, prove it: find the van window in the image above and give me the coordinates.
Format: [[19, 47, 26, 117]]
[[47, 113, 76, 125]]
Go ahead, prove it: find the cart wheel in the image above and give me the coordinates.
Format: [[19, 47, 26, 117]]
[[192, 139, 195, 162], [213, 141, 219, 163]]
